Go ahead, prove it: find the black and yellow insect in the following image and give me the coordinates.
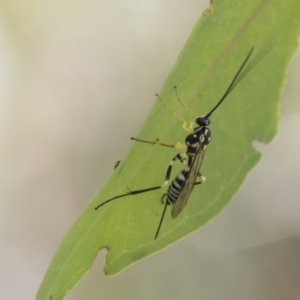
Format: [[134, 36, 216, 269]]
[[95, 46, 262, 239]]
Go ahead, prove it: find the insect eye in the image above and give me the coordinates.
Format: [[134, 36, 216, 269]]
[[196, 116, 210, 126]]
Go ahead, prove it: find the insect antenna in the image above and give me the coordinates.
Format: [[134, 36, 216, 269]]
[[205, 47, 254, 118]]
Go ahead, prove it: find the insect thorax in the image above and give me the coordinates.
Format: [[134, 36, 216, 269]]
[[185, 126, 211, 157]]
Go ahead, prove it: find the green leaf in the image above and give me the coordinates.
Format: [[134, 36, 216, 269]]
[[36, 0, 300, 299]]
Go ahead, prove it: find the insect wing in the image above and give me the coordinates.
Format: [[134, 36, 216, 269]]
[[171, 142, 207, 219]]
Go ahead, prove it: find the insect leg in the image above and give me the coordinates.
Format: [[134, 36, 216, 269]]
[[156, 93, 193, 133], [131, 137, 186, 150], [194, 172, 206, 186], [174, 86, 197, 117], [174, 86, 197, 131], [94, 153, 187, 210], [155, 193, 168, 240]]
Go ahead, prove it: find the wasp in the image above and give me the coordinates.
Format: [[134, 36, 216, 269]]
[[95, 46, 264, 239]]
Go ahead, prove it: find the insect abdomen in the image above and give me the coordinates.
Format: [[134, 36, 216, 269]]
[[166, 168, 189, 205]]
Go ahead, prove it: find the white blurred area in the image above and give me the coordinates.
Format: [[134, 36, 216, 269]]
[[0, 1, 300, 300]]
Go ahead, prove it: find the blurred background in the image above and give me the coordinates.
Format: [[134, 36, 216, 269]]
[[0, 1, 300, 300]]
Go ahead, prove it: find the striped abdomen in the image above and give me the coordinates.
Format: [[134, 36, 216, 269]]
[[166, 165, 190, 205]]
